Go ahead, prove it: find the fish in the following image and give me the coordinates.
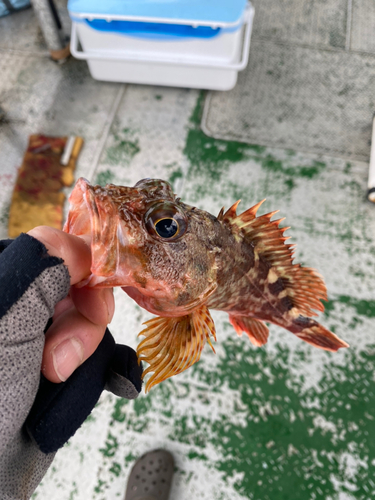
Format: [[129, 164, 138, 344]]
[[64, 177, 349, 392]]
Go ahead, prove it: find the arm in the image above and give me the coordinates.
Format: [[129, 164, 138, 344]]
[[0, 233, 70, 498]]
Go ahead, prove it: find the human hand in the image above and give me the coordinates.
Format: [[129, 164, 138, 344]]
[[0, 225, 141, 490], [28, 226, 115, 383]]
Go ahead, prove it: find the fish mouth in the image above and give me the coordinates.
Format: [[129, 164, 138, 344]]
[[64, 177, 140, 287]]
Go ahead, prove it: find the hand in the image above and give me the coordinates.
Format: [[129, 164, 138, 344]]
[[28, 226, 115, 383]]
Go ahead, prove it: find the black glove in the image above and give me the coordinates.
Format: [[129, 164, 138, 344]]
[[25, 327, 143, 453]]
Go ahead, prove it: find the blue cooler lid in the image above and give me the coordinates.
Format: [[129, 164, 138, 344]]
[[68, 0, 248, 27]]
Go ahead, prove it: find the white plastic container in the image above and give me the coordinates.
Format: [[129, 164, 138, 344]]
[[68, 0, 254, 90]]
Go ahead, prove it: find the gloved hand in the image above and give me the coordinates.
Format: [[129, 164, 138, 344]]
[[0, 229, 142, 499], [25, 326, 142, 454]]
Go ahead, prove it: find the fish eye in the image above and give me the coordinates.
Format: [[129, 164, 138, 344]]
[[154, 218, 179, 238], [145, 202, 187, 241]]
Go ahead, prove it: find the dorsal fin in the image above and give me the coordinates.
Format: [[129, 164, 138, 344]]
[[225, 200, 328, 317], [223, 200, 241, 220], [217, 206, 225, 221], [225, 199, 266, 225]]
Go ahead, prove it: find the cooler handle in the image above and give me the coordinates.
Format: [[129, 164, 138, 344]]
[[70, 3, 254, 71]]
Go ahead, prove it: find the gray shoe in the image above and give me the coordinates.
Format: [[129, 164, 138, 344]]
[[124, 449, 174, 500]]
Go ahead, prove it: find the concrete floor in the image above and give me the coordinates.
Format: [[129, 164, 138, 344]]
[[1, 3, 375, 500]]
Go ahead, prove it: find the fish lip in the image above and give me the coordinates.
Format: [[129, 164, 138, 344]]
[[63, 177, 95, 237], [80, 181, 148, 287], [78, 177, 90, 189], [70, 179, 122, 283]]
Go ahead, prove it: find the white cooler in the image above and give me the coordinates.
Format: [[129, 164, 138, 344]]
[[68, 0, 254, 90]]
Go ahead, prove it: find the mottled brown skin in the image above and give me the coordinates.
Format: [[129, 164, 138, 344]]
[[64, 178, 348, 390], [206, 220, 308, 332]]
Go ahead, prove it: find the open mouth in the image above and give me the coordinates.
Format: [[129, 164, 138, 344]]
[[64, 178, 137, 288]]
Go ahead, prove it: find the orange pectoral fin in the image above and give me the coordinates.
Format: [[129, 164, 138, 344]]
[[137, 306, 216, 393], [229, 315, 269, 347]]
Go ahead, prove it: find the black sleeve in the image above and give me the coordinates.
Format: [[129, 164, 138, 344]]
[[0, 234, 67, 320]]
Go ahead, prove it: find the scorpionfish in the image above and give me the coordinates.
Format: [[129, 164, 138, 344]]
[[64, 178, 349, 392]]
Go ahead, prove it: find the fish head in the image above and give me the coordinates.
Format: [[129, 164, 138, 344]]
[[64, 178, 219, 314]]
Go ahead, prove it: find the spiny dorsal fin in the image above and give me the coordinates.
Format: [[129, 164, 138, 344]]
[[225, 200, 328, 317], [217, 206, 225, 221], [137, 305, 216, 392], [223, 200, 241, 220], [225, 199, 266, 225]]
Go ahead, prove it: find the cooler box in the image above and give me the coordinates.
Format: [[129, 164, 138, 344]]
[[68, 0, 254, 90]]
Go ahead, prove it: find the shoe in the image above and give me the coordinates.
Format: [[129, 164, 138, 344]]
[[124, 449, 174, 500]]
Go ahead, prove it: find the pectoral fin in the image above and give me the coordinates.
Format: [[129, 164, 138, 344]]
[[137, 305, 216, 392], [229, 315, 269, 347]]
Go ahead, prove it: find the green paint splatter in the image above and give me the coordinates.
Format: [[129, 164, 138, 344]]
[[250, 144, 267, 155], [155, 95, 163, 100], [324, 295, 375, 319], [124, 451, 138, 465], [184, 92, 251, 184], [68, 483, 78, 500], [284, 178, 296, 190], [111, 398, 129, 424], [105, 129, 140, 166], [99, 432, 118, 458], [94, 479, 106, 494], [0, 203, 10, 225], [95, 169, 115, 186], [184, 130, 249, 182], [109, 462, 122, 477], [168, 167, 183, 186], [176, 340, 375, 500], [187, 450, 208, 461], [133, 393, 156, 416], [189, 90, 206, 126], [85, 413, 96, 423], [261, 156, 326, 179]]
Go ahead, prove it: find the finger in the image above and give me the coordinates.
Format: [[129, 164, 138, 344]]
[[53, 296, 74, 320], [70, 286, 115, 326], [42, 306, 106, 383], [27, 226, 91, 285]]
